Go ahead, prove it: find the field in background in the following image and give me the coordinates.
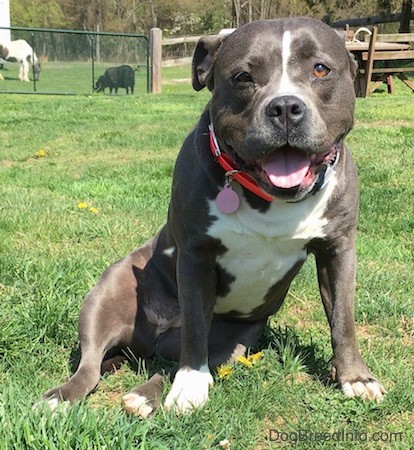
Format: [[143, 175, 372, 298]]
[[0, 67, 413, 449], [0, 61, 149, 95]]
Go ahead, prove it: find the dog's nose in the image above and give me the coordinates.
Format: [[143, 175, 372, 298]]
[[266, 95, 307, 126]]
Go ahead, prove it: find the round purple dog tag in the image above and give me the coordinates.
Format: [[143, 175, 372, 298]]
[[216, 184, 240, 214]]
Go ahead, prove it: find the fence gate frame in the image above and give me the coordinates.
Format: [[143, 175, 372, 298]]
[[0, 26, 150, 95]]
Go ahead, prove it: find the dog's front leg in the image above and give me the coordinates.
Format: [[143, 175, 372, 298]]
[[164, 248, 215, 413], [316, 243, 385, 402]]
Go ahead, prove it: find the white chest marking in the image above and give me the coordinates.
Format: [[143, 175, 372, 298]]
[[208, 175, 338, 316], [277, 31, 296, 95]]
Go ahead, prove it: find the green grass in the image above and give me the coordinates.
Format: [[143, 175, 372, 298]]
[[0, 61, 149, 95], [0, 68, 413, 449]]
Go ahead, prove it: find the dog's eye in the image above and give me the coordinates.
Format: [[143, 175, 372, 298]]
[[313, 63, 330, 78], [234, 72, 253, 83]]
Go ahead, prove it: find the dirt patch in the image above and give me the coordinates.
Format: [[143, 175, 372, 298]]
[[398, 316, 414, 346], [1, 160, 14, 167]]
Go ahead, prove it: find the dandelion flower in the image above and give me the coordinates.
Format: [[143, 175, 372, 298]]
[[248, 351, 264, 363], [236, 351, 264, 368], [89, 207, 99, 214], [35, 149, 47, 158], [235, 355, 253, 367], [77, 202, 88, 209], [217, 365, 233, 379]]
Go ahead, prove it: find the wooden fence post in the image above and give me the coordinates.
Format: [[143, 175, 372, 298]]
[[150, 27, 162, 94]]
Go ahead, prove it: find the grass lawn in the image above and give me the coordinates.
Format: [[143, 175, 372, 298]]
[[0, 61, 149, 95], [0, 67, 413, 449]]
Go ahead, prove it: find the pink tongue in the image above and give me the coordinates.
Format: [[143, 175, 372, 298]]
[[262, 148, 310, 189]]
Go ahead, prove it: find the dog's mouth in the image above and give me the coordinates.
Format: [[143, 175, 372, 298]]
[[211, 124, 341, 201], [258, 144, 339, 192], [223, 142, 340, 199]]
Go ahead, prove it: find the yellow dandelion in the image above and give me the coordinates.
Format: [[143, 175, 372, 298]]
[[217, 365, 233, 379], [77, 202, 89, 209], [35, 149, 47, 158], [236, 351, 264, 368], [89, 207, 99, 214], [247, 351, 264, 363], [235, 355, 253, 367]]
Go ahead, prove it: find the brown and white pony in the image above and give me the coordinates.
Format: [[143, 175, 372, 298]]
[[0, 39, 41, 82]]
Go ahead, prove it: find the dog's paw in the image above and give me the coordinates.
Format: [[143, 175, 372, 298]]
[[341, 379, 385, 403], [122, 393, 154, 418], [122, 373, 164, 417], [164, 365, 214, 413], [33, 395, 70, 413]]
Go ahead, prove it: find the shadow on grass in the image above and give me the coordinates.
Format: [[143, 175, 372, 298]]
[[66, 324, 333, 396], [69, 344, 174, 380], [257, 325, 333, 386], [1, 76, 22, 81]]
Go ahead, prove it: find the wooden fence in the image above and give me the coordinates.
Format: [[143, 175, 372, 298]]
[[149, 13, 413, 93], [150, 29, 220, 93]]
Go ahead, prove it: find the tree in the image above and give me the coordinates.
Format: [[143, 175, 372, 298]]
[[10, 0, 67, 28], [399, 0, 412, 32], [377, 0, 393, 17], [8, 0, 413, 35]]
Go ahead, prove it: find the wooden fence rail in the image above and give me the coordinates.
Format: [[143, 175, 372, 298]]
[[150, 14, 413, 93]]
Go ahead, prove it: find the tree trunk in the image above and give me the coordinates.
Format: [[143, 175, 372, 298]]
[[132, 0, 137, 33], [149, 0, 157, 29], [95, 0, 101, 63], [399, 0, 412, 32], [260, 0, 269, 20], [233, 0, 240, 27]]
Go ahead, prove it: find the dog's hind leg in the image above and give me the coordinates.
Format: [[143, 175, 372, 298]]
[[40, 255, 158, 409]]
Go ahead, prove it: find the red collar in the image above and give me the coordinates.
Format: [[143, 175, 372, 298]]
[[209, 125, 273, 202]]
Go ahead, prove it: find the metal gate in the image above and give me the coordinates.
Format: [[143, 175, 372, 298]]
[[0, 26, 150, 95]]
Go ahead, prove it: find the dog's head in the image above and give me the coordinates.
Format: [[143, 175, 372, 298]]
[[33, 61, 41, 81], [193, 18, 358, 201], [94, 76, 105, 92], [27, 54, 41, 81]]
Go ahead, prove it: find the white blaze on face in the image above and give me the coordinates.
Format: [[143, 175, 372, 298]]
[[277, 30, 296, 95]]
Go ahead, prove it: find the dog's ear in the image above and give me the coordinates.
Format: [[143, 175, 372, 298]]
[[192, 36, 224, 91], [334, 29, 348, 41], [348, 52, 358, 80], [333, 29, 358, 80]]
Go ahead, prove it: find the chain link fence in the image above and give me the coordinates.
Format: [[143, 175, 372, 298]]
[[0, 26, 149, 95]]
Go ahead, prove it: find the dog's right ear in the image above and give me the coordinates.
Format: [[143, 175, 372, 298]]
[[192, 36, 224, 91]]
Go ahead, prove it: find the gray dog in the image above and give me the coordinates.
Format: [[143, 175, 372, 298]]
[[41, 17, 385, 416]]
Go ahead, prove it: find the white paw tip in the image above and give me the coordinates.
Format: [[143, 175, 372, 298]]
[[342, 380, 385, 402], [33, 397, 70, 413], [164, 392, 208, 413], [46, 397, 60, 410], [122, 393, 154, 418], [164, 365, 213, 413], [342, 382, 355, 398]]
